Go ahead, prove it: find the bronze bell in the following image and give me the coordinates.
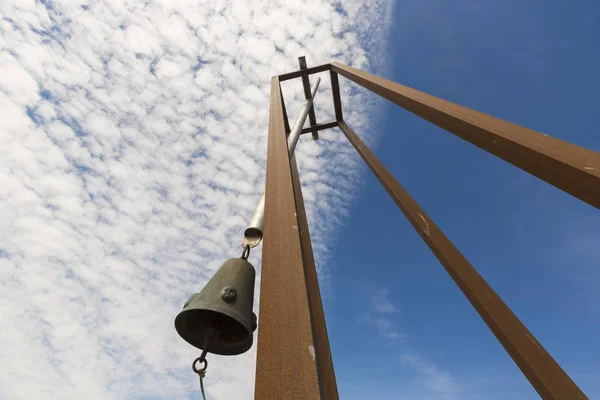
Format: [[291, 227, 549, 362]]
[[175, 258, 257, 355]]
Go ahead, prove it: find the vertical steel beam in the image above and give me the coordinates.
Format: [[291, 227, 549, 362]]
[[299, 56, 320, 140], [281, 88, 291, 135], [331, 62, 600, 210], [255, 76, 319, 398], [330, 71, 343, 122], [338, 120, 587, 400], [244, 79, 321, 247], [255, 76, 338, 399]]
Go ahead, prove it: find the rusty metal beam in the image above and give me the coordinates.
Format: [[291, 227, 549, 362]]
[[280, 83, 291, 135], [301, 120, 338, 135], [290, 153, 339, 399], [338, 120, 587, 400], [331, 62, 600, 210], [299, 56, 319, 140], [255, 76, 338, 399], [255, 76, 320, 398], [279, 63, 331, 82], [330, 71, 343, 122]]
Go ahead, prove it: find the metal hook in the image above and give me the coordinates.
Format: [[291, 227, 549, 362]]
[[192, 357, 207, 374], [241, 245, 251, 260], [193, 346, 209, 373]]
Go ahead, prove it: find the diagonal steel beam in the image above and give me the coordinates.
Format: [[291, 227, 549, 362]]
[[289, 153, 339, 399], [338, 120, 587, 400], [331, 62, 600, 210]]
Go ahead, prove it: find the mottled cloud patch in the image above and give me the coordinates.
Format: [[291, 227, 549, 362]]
[[0, 0, 392, 398], [360, 284, 459, 399]]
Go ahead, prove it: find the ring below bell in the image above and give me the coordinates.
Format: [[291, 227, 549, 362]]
[[175, 258, 257, 355]]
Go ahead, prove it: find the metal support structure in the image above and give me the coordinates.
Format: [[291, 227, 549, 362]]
[[289, 153, 339, 399], [243, 78, 321, 248], [338, 120, 586, 400], [281, 88, 291, 134], [331, 62, 600, 210], [330, 71, 343, 122], [254, 76, 338, 399], [251, 59, 598, 400], [301, 120, 338, 135], [279, 63, 331, 82], [287, 79, 321, 155], [299, 56, 320, 140]]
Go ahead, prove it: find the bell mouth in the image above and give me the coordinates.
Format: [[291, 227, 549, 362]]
[[175, 309, 252, 355]]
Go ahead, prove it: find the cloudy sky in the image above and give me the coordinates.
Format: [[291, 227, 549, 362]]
[[2, 0, 600, 399], [0, 0, 393, 399]]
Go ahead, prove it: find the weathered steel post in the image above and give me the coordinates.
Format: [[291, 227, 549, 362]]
[[253, 60, 596, 399], [176, 57, 598, 400]]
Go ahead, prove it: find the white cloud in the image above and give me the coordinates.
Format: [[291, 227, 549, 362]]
[[401, 354, 458, 400], [361, 284, 459, 399], [0, 0, 394, 399]]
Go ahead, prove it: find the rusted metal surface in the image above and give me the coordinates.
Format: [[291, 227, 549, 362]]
[[290, 153, 339, 399], [279, 63, 331, 82], [255, 76, 337, 399], [338, 120, 587, 400], [280, 85, 291, 134], [301, 120, 338, 135], [332, 62, 600, 210], [299, 56, 319, 140], [330, 71, 343, 122]]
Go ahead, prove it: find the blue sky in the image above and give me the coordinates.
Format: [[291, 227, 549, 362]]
[[326, 1, 600, 398]]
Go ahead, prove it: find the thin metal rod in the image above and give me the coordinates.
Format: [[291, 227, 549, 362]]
[[299, 56, 319, 140], [287, 79, 320, 155], [255, 76, 336, 399], [338, 120, 587, 400], [331, 62, 600, 210], [243, 78, 321, 248]]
